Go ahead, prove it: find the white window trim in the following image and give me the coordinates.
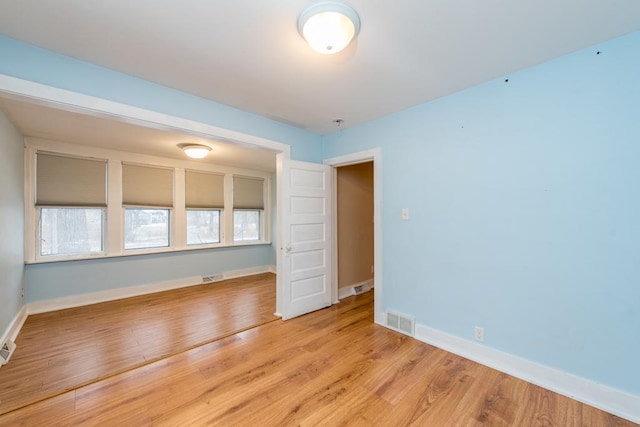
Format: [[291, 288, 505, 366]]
[[25, 138, 272, 264]]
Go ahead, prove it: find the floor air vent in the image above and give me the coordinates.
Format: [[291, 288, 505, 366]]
[[353, 283, 370, 295], [0, 340, 16, 365], [202, 274, 224, 284], [338, 282, 372, 299], [386, 311, 415, 337]]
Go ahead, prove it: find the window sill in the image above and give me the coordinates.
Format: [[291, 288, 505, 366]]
[[26, 240, 273, 265]]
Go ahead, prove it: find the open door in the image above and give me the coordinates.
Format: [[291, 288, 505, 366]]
[[279, 160, 332, 319]]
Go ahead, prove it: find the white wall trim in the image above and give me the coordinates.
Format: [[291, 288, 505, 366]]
[[0, 304, 27, 350], [222, 265, 275, 280], [338, 279, 373, 300], [0, 74, 291, 154], [324, 148, 383, 325], [27, 265, 276, 315], [415, 323, 640, 424]]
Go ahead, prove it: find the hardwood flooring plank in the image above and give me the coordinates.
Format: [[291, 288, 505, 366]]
[[0, 391, 77, 427], [377, 354, 477, 426], [447, 366, 527, 427], [362, 340, 443, 405], [299, 385, 392, 427], [510, 382, 583, 427], [1, 287, 637, 426], [0, 273, 277, 415]]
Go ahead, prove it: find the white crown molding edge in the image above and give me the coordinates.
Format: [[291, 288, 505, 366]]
[[414, 323, 640, 424], [0, 74, 291, 154]]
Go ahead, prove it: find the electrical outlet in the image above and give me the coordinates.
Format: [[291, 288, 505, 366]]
[[474, 326, 485, 342]]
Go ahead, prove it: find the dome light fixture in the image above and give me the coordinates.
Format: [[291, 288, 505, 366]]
[[298, 1, 361, 54], [182, 144, 212, 159]]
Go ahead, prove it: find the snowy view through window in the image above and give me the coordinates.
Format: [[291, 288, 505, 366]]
[[40, 208, 103, 256], [124, 208, 169, 249]]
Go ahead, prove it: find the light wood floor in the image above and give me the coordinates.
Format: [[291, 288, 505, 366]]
[[0, 273, 278, 416], [0, 287, 636, 426]]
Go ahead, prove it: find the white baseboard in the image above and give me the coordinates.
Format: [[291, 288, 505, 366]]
[[338, 279, 373, 300], [0, 304, 27, 346], [0, 304, 27, 369], [27, 265, 276, 315], [414, 323, 640, 424], [223, 265, 275, 280]]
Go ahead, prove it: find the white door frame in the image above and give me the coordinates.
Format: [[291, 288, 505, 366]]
[[324, 149, 383, 325], [0, 73, 293, 316]]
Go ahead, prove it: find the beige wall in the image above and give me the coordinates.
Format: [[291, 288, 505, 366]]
[[337, 162, 374, 288]]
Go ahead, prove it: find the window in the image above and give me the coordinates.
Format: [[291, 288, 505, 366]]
[[187, 210, 220, 244], [233, 176, 264, 242], [27, 146, 272, 263], [36, 152, 107, 257], [185, 170, 224, 246], [122, 163, 174, 250], [233, 210, 260, 242], [124, 208, 170, 249], [40, 208, 104, 256]]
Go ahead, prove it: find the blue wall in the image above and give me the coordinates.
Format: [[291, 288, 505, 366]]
[[25, 245, 273, 301], [323, 32, 640, 396], [0, 110, 25, 337]]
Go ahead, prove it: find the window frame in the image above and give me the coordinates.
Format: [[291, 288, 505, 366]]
[[123, 206, 172, 251], [231, 175, 267, 244], [37, 206, 107, 261], [233, 209, 263, 243], [25, 142, 272, 264], [186, 208, 222, 247]]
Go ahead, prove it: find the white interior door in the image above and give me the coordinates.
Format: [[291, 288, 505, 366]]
[[279, 160, 332, 320]]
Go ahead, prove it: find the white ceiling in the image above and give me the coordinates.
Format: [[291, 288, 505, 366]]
[[0, 98, 278, 172], [1, 0, 639, 162]]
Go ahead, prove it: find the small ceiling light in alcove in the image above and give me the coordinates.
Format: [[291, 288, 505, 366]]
[[182, 144, 212, 159], [298, 1, 361, 54]]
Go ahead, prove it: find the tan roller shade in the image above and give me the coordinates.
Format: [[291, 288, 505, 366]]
[[185, 170, 224, 208], [122, 163, 174, 207], [36, 153, 107, 206], [233, 176, 264, 209]]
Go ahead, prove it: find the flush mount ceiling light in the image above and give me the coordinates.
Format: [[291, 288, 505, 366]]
[[298, 1, 361, 54], [182, 144, 212, 159]]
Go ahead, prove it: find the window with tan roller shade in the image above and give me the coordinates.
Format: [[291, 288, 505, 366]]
[[36, 152, 107, 206], [185, 170, 224, 209], [233, 176, 264, 209], [122, 163, 174, 207]]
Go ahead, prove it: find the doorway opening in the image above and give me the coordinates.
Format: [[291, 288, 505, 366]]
[[325, 148, 382, 324], [336, 161, 374, 302]]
